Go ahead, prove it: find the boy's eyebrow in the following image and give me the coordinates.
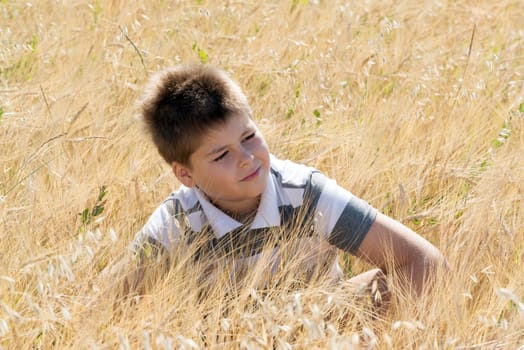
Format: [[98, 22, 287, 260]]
[[204, 128, 254, 157], [205, 145, 227, 157]]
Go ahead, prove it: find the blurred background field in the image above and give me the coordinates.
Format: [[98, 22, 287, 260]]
[[0, 0, 523, 348]]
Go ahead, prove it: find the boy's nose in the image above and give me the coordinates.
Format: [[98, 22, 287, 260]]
[[238, 147, 254, 167]]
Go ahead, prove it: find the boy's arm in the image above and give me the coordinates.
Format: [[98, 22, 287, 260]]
[[354, 212, 448, 297]]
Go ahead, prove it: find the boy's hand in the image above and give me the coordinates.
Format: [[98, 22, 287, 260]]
[[346, 268, 391, 317], [355, 213, 448, 298]]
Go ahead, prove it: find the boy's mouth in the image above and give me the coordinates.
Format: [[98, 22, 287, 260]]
[[241, 166, 261, 181]]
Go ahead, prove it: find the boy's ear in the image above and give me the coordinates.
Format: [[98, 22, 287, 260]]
[[172, 162, 195, 187]]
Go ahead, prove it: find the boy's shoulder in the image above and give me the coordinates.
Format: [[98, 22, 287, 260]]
[[270, 155, 318, 189], [156, 184, 200, 219], [135, 185, 200, 248], [166, 184, 196, 205]]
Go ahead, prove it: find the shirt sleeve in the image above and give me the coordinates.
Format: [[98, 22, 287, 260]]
[[310, 171, 378, 254], [131, 199, 181, 253]]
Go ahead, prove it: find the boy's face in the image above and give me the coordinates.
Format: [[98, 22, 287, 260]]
[[172, 113, 270, 216]]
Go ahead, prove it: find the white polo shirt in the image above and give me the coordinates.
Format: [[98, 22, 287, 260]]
[[133, 156, 377, 281]]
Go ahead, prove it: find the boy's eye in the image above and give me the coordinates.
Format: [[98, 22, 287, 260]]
[[213, 151, 228, 162], [243, 132, 256, 142]]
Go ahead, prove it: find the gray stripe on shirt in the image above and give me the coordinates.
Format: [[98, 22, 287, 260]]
[[327, 197, 377, 253]]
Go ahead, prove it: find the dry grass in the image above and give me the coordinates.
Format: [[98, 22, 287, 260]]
[[1, 0, 523, 348]]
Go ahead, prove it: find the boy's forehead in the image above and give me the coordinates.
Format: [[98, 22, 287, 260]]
[[196, 114, 255, 153], [211, 114, 254, 136]]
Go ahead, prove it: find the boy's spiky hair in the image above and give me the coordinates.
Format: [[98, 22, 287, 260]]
[[139, 64, 252, 166]]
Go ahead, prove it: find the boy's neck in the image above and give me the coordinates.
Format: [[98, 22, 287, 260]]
[[210, 195, 261, 224], [227, 207, 258, 225]]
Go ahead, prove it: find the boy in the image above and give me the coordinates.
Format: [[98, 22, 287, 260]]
[[128, 64, 446, 307]]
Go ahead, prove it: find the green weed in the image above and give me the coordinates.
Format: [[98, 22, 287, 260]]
[[89, 0, 102, 30], [257, 74, 273, 97], [285, 84, 301, 119], [492, 119, 513, 148], [28, 34, 39, 52], [313, 109, 322, 125], [192, 42, 209, 64], [290, 0, 307, 13], [78, 185, 107, 234]]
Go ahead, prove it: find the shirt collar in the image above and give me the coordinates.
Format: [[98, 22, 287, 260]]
[[194, 171, 280, 238], [251, 171, 280, 229], [194, 188, 241, 238]]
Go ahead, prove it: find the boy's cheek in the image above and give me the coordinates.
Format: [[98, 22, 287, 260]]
[[199, 170, 231, 189]]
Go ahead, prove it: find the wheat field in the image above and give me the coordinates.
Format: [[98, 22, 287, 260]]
[[1, 0, 523, 348]]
